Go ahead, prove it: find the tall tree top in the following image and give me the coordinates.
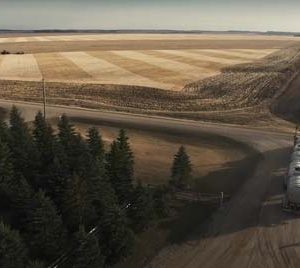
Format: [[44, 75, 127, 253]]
[[58, 114, 75, 146], [87, 127, 105, 162], [171, 146, 192, 189], [9, 106, 26, 129]]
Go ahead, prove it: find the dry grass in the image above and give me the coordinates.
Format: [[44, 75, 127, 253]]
[[0, 54, 42, 81], [0, 33, 298, 43], [34, 53, 92, 81], [191, 49, 276, 60], [0, 48, 275, 90], [74, 123, 245, 185], [61, 51, 172, 89], [0, 35, 299, 125], [88, 51, 181, 89], [0, 38, 297, 54], [0, 45, 298, 116], [184, 47, 300, 109]]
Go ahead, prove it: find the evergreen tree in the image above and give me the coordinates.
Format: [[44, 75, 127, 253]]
[[88, 173, 118, 221], [0, 119, 9, 144], [87, 127, 105, 168], [46, 140, 69, 208], [128, 182, 155, 232], [170, 146, 192, 189], [152, 186, 170, 218], [116, 129, 134, 181], [58, 116, 93, 177], [33, 111, 56, 189], [98, 205, 135, 265], [0, 137, 14, 201], [106, 129, 134, 205], [86, 127, 118, 218], [33, 111, 55, 166], [25, 190, 66, 261], [71, 225, 104, 268], [0, 131, 34, 228], [26, 260, 45, 268], [0, 222, 28, 268], [10, 175, 34, 229], [8, 106, 38, 185], [63, 174, 96, 231], [70, 134, 95, 178], [57, 114, 76, 154]]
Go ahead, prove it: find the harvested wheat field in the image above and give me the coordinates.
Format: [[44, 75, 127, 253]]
[[0, 33, 299, 123], [0, 32, 285, 90]]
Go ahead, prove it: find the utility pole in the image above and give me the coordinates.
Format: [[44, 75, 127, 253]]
[[42, 77, 46, 119], [220, 192, 224, 208]]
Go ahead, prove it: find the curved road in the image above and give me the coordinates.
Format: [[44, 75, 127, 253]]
[[0, 100, 296, 268]]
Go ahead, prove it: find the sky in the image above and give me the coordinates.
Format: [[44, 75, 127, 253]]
[[1, 0, 299, 32]]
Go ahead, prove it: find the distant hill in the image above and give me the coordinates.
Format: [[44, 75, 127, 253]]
[[0, 29, 299, 36]]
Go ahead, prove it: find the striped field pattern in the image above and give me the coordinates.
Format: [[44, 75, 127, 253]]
[[0, 34, 297, 44], [0, 48, 276, 90]]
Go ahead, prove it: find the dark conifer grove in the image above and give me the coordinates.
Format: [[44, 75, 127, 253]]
[[0, 107, 169, 267]]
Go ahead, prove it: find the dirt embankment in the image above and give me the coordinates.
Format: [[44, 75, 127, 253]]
[[184, 47, 300, 110], [271, 71, 300, 124]]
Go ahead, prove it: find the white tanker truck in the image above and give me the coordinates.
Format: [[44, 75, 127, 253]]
[[283, 127, 300, 210]]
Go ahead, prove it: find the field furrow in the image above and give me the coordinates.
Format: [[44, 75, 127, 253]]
[[33, 36, 51, 42], [158, 49, 249, 65], [35, 53, 92, 81], [0, 34, 298, 44], [113, 50, 214, 80], [0, 37, 17, 43], [14, 37, 29, 43], [229, 49, 277, 55], [140, 50, 227, 72], [195, 49, 276, 60], [0, 54, 42, 81], [88, 51, 188, 88], [61, 51, 174, 89]]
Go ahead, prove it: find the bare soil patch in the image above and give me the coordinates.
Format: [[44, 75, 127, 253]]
[[72, 123, 246, 185]]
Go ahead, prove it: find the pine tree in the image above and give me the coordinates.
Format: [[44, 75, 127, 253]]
[[0, 131, 34, 229], [10, 175, 34, 230], [0, 119, 9, 144], [8, 106, 38, 185], [25, 190, 66, 261], [98, 205, 135, 265], [128, 182, 155, 232], [71, 225, 104, 268], [171, 146, 192, 189], [0, 222, 28, 268], [63, 174, 96, 231], [46, 140, 69, 208], [116, 129, 134, 181], [33, 111, 56, 189], [26, 260, 45, 268], [152, 185, 170, 218], [87, 173, 118, 221], [57, 114, 76, 154], [106, 129, 134, 205], [86, 127, 118, 218], [33, 111, 55, 165], [0, 137, 14, 201], [87, 127, 105, 168], [71, 134, 95, 178]]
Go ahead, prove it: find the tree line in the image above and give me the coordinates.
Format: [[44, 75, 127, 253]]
[[0, 107, 192, 268]]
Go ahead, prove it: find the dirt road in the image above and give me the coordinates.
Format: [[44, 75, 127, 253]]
[[0, 100, 295, 268]]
